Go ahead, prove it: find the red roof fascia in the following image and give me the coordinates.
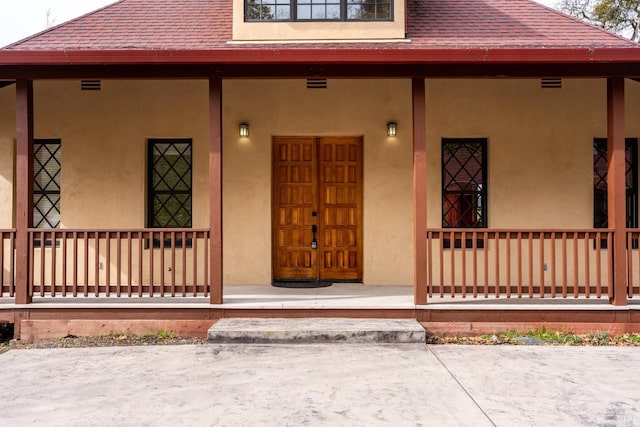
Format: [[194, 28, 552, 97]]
[[2, 48, 640, 66]]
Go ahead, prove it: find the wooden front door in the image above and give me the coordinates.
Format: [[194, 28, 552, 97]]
[[273, 136, 363, 281]]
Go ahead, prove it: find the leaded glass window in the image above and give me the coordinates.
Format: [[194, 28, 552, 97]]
[[33, 139, 61, 228], [245, 0, 392, 21], [148, 139, 192, 228], [442, 139, 487, 228], [593, 138, 638, 228]]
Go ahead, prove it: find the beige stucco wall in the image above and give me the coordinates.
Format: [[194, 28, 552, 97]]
[[5, 79, 413, 286], [232, 0, 405, 41], [222, 79, 413, 285], [33, 80, 210, 229], [2, 78, 640, 287], [426, 78, 619, 230], [0, 85, 14, 229], [426, 78, 640, 290]]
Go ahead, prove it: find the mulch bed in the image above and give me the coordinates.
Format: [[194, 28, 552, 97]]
[[0, 324, 205, 355], [2, 323, 639, 354]]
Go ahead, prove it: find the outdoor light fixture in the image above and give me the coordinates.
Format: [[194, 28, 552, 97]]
[[239, 123, 249, 137], [387, 122, 397, 137]]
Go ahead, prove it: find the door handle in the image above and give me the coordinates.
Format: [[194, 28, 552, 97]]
[[311, 225, 318, 249]]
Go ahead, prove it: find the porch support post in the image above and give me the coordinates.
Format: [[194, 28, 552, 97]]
[[607, 77, 627, 306], [15, 79, 34, 305], [413, 77, 427, 305], [209, 77, 223, 304]]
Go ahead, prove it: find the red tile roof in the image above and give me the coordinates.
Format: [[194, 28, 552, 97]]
[[3, 0, 636, 51], [410, 0, 637, 48]]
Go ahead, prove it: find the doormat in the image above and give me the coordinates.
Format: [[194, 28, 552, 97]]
[[272, 281, 333, 289]]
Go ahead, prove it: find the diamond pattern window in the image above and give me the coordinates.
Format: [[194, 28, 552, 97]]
[[442, 138, 487, 228], [33, 139, 61, 228], [245, 0, 392, 21], [148, 139, 192, 228], [593, 138, 638, 228]]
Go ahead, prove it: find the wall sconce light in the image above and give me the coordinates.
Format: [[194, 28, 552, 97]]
[[239, 123, 249, 137], [387, 122, 397, 137]]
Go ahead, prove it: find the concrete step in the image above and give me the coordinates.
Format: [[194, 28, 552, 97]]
[[207, 318, 426, 344]]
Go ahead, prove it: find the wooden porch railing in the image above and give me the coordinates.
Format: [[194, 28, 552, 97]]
[[28, 229, 209, 298], [0, 230, 15, 298], [426, 229, 614, 299], [625, 229, 640, 298]]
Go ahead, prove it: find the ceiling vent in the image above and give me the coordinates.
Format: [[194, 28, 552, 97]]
[[81, 80, 101, 91], [307, 78, 327, 89], [541, 78, 562, 89]]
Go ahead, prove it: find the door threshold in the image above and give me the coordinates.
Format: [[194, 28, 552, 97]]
[[272, 281, 333, 289]]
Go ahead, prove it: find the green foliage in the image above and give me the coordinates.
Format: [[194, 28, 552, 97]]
[[427, 329, 640, 346], [614, 332, 640, 343], [156, 329, 176, 340], [557, 0, 640, 41], [586, 332, 611, 345]]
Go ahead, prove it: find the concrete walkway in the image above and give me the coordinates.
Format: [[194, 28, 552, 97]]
[[0, 344, 638, 426]]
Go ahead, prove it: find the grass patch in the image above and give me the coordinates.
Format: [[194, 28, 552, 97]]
[[428, 328, 640, 346]]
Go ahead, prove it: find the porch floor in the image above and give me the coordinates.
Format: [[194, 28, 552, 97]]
[[1, 283, 637, 310]]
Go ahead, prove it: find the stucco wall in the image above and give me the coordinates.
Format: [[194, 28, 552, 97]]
[[426, 78, 618, 230], [232, 0, 405, 41], [9, 79, 413, 286], [2, 78, 640, 287], [33, 80, 210, 229], [222, 79, 413, 285], [0, 85, 14, 229]]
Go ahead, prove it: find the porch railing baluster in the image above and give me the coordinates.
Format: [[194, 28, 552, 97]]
[[528, 232, 533, 298], [607, 233, 613, 298], [472, 231, 478, 298], [539, 232, 545, 298], [461, 231, 466, 298], [596, 231, 602, 298], [573, 232, 579, 298], [584, 232, 590, 298], [0, 231, 4, 297], [182, 231, 187, 298]]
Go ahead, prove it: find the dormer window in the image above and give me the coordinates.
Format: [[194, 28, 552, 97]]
[[245, 0, 392, 21]]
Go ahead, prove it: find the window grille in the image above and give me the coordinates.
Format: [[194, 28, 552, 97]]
[[33, 139, 61, 228], [442, 138, 487, 228], [593, 138, 638, 228], [148, 139, 192, 228], [245, 0, 392, 21]]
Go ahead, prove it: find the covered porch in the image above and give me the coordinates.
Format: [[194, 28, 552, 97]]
[[0, 61, 640, 338]]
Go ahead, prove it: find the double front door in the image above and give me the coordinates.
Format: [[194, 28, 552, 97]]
[[272, 136, 363, 281]]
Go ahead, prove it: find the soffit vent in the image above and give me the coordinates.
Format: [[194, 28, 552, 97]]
[[541, 78, 562, 89], [81, 80, 101, 91], [307, 78, 327, 89]]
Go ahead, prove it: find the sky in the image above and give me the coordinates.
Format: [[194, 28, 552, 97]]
[[0, 0, 558, 48]]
